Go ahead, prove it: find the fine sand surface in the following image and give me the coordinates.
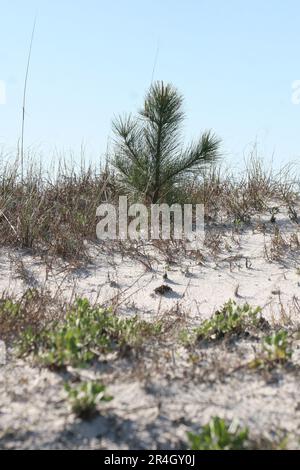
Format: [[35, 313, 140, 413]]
[[1, 203, 300, 449]]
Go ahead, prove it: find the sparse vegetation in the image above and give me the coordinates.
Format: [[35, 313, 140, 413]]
[[250, 330, 293, 369], [65, 381, 113, 419], [17, 297, 163, 367], [0, 150, 298, 263], [0, 158, 118, 261], [1, 151, 300, 450], [2, 0, 300, 448], [263, 330, 292, 361], [1, 282, 300, 449], [0, 288, 61, 343], [194, 300, 265, 341], [187, 417, 249, 450]]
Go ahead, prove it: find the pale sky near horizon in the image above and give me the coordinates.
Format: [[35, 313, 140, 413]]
[[0, 0, 300, 171]]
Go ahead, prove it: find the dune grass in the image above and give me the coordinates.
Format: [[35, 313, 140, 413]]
[[0, 151, 298, 264]]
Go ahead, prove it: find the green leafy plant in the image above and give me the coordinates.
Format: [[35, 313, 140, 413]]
[[18, 298, 162, 368], [112, 81, 220, 203], [263, 330, 292, 361], [0, 298, 21, 317], [65, 381, 112, 419], [178, 329, 192, 347], [187, 417, 249, 450], [0, 289, 57, 345], [250, 330, 292, 369], [194, 300, 263, 341]]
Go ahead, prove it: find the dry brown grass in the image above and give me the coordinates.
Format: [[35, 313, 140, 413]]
[[0, 152, 299, 265], [0, 288, 64, 344]]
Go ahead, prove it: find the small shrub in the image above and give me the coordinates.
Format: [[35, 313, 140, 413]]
[[250, 330, 292, 369], [0, 298, 21, 317], [18, 298, 162, 368], [112, 81, 220, 203], [65, 381, 112, 419], [0, 289, 58, 344], [263, 330, 292, 361], [194, 300, 264, 341], [187, 417, 249, 450], [178, 329, 192, 347]]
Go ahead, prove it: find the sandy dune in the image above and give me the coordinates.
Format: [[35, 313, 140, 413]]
[[1, 203, 300, 449]]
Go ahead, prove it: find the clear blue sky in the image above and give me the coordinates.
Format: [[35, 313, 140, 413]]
[[1, 0, 300, 169]]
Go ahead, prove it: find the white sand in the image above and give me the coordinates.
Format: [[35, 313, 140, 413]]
[[1, 204, 300, 449]]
